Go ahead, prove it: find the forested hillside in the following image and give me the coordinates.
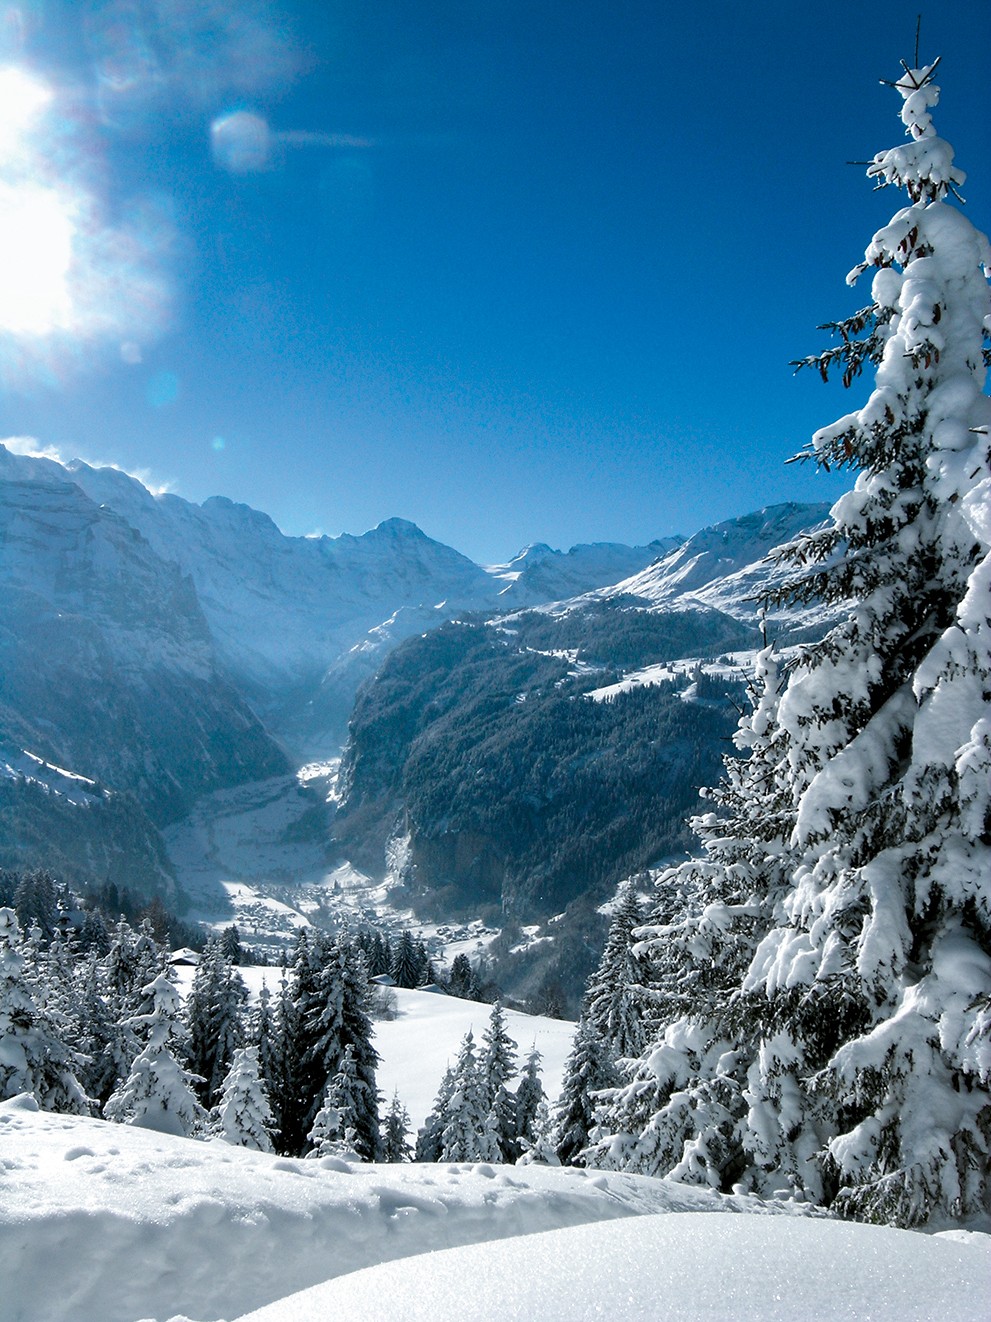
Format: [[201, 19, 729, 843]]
[[337, 603, 758, 920]]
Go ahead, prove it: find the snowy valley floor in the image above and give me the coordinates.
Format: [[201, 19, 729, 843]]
[[2, 1095, 989, 1322]]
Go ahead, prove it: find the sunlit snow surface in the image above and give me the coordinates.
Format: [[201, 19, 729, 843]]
[[0, 1095, 797, 1322], [3, 1092, 986, 1322], [236, 1214, 991, 1322]]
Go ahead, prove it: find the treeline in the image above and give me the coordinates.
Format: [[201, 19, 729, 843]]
[[0, 898, 556, 1164], [0, 866, 204, 953]]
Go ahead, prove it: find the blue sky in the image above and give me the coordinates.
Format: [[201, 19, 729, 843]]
[[0, 0, 988, 563]]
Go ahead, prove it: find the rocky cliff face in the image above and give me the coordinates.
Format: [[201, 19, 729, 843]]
[[0, 459, 287, 835]]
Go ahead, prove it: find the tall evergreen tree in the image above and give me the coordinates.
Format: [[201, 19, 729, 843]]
[[439, 1030, 500, 1162], [514, 1044, 547, 1156], [448, 953, 474, 999], [416, 1064, 456, 1162], [390, 930, 420, 989], [481, 1001, 519, 1161], [184, 939, 247, 1108], [596, 58, 991, 1227], [585, 880, 648, 1061], [551, 1015, 617, 1167], [267, 972, 306, 1156], [75, 950, 130, 1108]]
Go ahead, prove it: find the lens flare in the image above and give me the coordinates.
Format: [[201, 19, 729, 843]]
[[210, 110, 272, 173]]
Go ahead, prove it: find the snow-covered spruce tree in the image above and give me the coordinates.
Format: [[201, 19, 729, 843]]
[[552, 1015, 618, 1166], [0, 908, 89, 1113], [184, 939, 247, 1109], [593, 649, 792, 1185], [306, 1042, 378, 1160], [212, 1046, 276, 1152], [381, 1091, 414, 1163], [105, 973, 205, 1137], [585, 880, 649, 1061], [596, 60, 991, 1228], [416, 1064, 456, 1161], [514, 1044, 547, 1155], [481, 1001, 519, 1161], [439, 1029, 501, 1162], [517, 1097, 560, 1166]]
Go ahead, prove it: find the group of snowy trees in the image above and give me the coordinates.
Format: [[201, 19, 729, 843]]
[[555, 59, 991, 1228], [0, 912, 385, 1157], [0, 900, 557, 1166], [416, 1002, 550, 1163]]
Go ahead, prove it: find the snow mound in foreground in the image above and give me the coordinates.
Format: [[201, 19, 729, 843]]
[[234, 1212, 991, 1322], [0, 1097, 785, 1322]]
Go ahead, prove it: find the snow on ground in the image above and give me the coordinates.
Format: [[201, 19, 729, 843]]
[[234, 1211, 991, 1322], [0, 1095, 790, 1322], [373, 988, 576, 1129], [585, 651, 757, 703]]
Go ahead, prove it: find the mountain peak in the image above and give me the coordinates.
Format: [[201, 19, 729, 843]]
[[371, 517, 428, 540]]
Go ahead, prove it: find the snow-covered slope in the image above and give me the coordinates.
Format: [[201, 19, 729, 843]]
[[602, 502, 830, 608], [238, 1210, 991, 1322], [487, 536, 681, 606], [2, 1094, 986, 1322], [0, 1093, 812, 1322]]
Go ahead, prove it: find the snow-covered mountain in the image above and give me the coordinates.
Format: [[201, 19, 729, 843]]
[[0, 454, 286, 847], [2, 445, 690, 753], [558, 501, 833, 635], [486, 536, 682, 606], [0, 439, 831, 919]]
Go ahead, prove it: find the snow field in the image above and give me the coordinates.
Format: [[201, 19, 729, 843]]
[[233, 1212, 991, 1322], [0, 1095, 779, 1322]]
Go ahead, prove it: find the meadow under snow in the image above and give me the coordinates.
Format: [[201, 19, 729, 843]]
[[2, 987, 988, 1322]]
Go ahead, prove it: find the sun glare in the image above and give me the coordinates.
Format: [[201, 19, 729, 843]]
[[0, 65, 73, 337], [0, 181, 73, 334], [0, 61, 173, 370], [0, 65, 51, 158]]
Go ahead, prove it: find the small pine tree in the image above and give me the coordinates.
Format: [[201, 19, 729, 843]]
[[517, 1097, 560, 1166], [212, 1046, 276, 1152], [381, 1091, 414, 1163], [105, 973, 205, 1137]]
